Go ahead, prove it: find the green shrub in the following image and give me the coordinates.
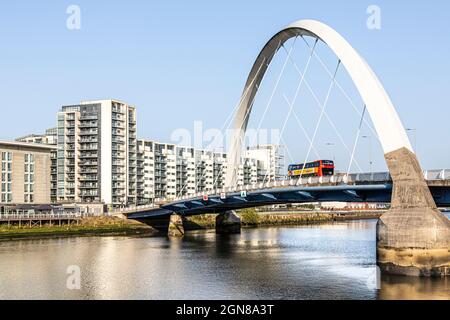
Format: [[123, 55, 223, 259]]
[[240, 208, 260, 225]]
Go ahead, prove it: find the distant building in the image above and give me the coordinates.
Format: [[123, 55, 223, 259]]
[[16, 127, 58, 146], [136, 140, 282, 204], [246, 145, 285, 182], [320, 202, 389, 210], [56, 99, 137, 207], [17, 127, 58, 202], [15, 100, 283, 207], [0, 140, 56, 213]]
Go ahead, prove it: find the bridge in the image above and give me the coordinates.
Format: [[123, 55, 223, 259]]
[[124, 19, 450, 276], [123, 171, 450, 218]]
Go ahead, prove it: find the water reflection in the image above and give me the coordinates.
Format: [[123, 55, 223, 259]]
[[379, 275, 450, 300], [0, 219, 449, 300]]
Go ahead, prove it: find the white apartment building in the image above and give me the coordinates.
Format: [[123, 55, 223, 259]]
[[176, 146, 197, 198], [246, 144, 285, 182], [18, 101, 283, 207], [56, 99, 137, 207], [136, 139, 282, 204]]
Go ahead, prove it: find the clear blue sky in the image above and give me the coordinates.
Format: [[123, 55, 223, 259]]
[[0, 1, 449, 171]]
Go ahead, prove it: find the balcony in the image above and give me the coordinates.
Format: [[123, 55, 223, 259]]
[[79, 183, 98, 189], [112, 114, 124, 121], [79, 168, 97, 174], [79, 129, 98, 136], [80, 191, 98, 197], [112, 138, 125, 144], [79, 161, 98, 166], [112, 145, 124, 152], [79, 122, 98, 128], [112, 121, 125, 129], [80, 114, 98, 121], [79, 145, 98, 151], [79, 153, 98, 159], [79, 175, 98, 182], [112, 105, 123, 113], [80, 138, 98, 143]]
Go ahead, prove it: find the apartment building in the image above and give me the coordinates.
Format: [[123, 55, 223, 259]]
[[176, 146, 197, 198], [56, 99, 137, 207], [17, 99, 282, 207], [16, 128, 58, 203], [0, 141, 55, 212], [246, 144, 285, 182], [136, 139, 282, 203], [16, 127, 58, 146]]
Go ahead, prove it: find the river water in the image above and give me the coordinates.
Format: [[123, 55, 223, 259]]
[[0, 217, 449, 300]]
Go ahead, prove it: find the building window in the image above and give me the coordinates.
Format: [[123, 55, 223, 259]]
[[1, 152, 12, 203], [24, 153, 35, 203]]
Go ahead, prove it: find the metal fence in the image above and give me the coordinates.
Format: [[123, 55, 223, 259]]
[[0, 212, 97, 221]]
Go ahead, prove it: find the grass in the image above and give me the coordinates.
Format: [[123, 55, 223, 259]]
[[183, 209, 339, 229], [0, 216, 154, 240]]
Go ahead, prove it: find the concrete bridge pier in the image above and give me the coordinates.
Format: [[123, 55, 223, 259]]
[[168, 214, 185, 238], [216, 211, 241, 234], [377, 148, 450, 276]]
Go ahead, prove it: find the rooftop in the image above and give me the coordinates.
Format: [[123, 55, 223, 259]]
[[0, 140, 57, 151]]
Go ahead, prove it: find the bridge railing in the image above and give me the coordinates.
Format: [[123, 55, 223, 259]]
[[0, 212, 88, 221], [112, 203, 158, 214], [424, 169, 450, 181]]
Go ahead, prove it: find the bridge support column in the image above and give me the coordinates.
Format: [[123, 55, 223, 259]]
[[377, 148, 450, 276], [216, 211, 241, 234], [168, 214, 184, 238]]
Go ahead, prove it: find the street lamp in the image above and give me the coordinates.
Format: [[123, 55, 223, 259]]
[[362, 136, 373, 172], [325, 142, 335, 162], [406, 128, 417, 153]]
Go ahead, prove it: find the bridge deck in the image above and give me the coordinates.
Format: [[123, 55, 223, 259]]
[[122, 177, 450, 219]]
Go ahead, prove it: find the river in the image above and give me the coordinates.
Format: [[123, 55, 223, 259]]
[[0, 217, 449, 300]]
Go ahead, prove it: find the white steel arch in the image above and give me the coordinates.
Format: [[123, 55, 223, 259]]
[[225, 19, 413, 187]]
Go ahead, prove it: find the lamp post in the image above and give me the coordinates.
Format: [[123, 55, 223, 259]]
[[362, 135, 373, 172], [406, 128, 417, 153], [325, 142, 335, 162]]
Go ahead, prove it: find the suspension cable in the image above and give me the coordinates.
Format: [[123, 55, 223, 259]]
[[347, 105, 367, 176], [301, 36, 378, 138], [298, 59, 341, 184], [256, 37, 298, 133], [285, 95, 321, 160], [177, 56, 269, 198], [283, 44, 364, 173], [260, 38, 318, 185]]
